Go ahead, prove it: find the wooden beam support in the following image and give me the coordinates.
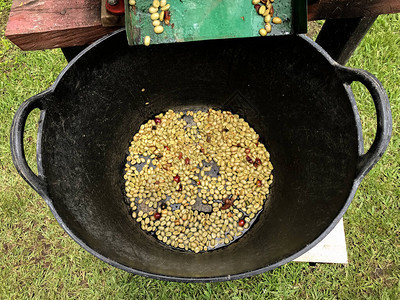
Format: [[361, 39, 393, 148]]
[[5, 0, 118, 50], [316, 16, 378, 64], [308, 0, 400, 21], [5, 0, 400, 50]]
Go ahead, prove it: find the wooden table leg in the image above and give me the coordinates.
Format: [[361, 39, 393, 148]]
[[315, 16, 378, 65]]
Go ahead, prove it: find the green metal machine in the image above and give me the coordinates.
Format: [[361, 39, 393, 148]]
[[125, 0, 307, 46]]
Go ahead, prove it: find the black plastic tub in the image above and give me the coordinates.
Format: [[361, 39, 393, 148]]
[[10, 29, 392, 282]]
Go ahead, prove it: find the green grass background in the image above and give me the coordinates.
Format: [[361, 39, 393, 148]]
[[1, 0, 399, 298]]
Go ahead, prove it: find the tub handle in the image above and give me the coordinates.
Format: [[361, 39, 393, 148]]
[[336, 65, 392, 180], [10, 92, 48, 196]]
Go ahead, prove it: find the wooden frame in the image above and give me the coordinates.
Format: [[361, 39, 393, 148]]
[[5, 0, 400, 51]]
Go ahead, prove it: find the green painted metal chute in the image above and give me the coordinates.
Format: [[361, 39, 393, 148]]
[[125, 0, 307, 46]]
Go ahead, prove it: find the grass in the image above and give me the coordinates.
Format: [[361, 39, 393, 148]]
[[1, 0, 399, 297]]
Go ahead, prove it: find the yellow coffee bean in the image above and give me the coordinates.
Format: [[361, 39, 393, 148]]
[[259, 5, 266, 15], [272, 17, 282, 24], [153, 0, 160, 8], [150, 13, 160, 21], [149, 6, 158, 14], [161, 4, 170, 11]]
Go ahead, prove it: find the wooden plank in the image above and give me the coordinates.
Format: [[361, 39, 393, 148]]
[[294, 219, 348, 264], [316, 16, 378, 64], [308, 0, 400, 21], [5, 0, 400, 50], [5, 0, 118, 50], [125, 0, 297, 46]]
